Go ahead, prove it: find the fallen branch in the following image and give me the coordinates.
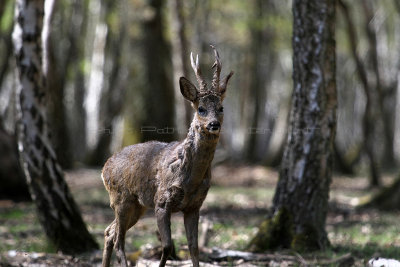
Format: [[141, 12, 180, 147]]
[[206, 247, 297, 262], [137, 259, 220, 267], [311, 253, 354, 266]]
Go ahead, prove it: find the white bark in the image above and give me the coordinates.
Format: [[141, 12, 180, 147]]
[[41, 0, 55, 76], [84, 0, 107, 149]]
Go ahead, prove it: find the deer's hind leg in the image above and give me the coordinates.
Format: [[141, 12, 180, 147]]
[[115, 198, 146, 267], [102, 219, 116, 267], [102, 197, 146, 267]]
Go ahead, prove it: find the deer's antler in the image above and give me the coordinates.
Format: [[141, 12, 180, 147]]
[[190, 52, 207, 93], [210, 45, 221, 91], [190, 46, 233, 98]]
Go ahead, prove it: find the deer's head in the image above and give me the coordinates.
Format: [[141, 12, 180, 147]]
[[179, 46, 233, 136]]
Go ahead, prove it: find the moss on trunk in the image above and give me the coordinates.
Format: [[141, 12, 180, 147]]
[[291, 224, 321, 252], [248, 207, 326, 252], [248, 207, 293, 252]]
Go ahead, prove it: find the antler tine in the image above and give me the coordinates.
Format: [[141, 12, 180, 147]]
[[190, 52, 196, 71], [190, 52, 207, 91], [210, 45, 221, 91]]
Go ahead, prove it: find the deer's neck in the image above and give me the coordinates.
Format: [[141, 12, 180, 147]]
[[180, 120, 218, 184]]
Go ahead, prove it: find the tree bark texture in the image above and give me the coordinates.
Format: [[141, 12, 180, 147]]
[[249, 0, 336, 252], [13, 0, 98, 254], [141, 0, 176, 142]]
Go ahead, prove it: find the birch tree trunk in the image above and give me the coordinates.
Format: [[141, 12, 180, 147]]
[[85, 0, 107, 151], [249, 0, 336, 251], [13, 0, 98, 254], [87, 0, 127, 165]]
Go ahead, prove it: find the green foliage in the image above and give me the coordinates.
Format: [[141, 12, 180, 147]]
[[122, 118, 140, 147], [79, 59, 91, 76], [1, 209, 25, 220], [0, 0, 14, 32], [105, 3, 120, 34]]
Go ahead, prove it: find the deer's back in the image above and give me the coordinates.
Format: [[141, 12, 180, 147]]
[[102, 141, 179, 208]]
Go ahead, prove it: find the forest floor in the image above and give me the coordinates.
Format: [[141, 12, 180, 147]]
[[1, 165, 400, 266]]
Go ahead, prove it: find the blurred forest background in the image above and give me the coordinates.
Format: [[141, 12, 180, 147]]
[[2, 0, 400, 265], [1, 0, 400, 181]]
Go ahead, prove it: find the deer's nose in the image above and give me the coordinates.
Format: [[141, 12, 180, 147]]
[[207, 121, 221, 132]]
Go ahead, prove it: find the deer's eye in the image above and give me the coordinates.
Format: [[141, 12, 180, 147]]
[[218, 107, 224, 113], [198, 106, 207, 116]]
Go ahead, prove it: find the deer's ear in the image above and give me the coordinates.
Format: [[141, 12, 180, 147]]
[[179, 77, 198, 102]]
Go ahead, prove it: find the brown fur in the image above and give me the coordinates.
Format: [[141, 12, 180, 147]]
[[101, 47, 233, 267]]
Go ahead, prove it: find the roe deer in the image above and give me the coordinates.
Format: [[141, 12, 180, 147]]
[[101, 45, 233, 267]]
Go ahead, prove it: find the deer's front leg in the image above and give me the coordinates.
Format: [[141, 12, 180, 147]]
[[156, 204, 172, 267], [184, 209, 200, 267]]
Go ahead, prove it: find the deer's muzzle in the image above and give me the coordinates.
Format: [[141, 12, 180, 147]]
[[206, 121, 221, 133]]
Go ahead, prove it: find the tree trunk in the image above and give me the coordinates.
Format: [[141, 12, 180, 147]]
[[140, 0, 176, 142], [0, 119, 29, 201], [0, 4, 27, 198], [333, 142, 355, 175], [170, 0, 192, 138], [85, 0, 107, 150], [244, 0, 278, 163], [249, 0, 336, 252], [66, 0, 88, 164], [42, 0, 72, 168], [87, 0, 127, 166], [13, 0, 98, 254], [338, 0, 381, 187], [362, 0, 396, 169], [244, 0, 267, 162], [192, 0, 211, 72]]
